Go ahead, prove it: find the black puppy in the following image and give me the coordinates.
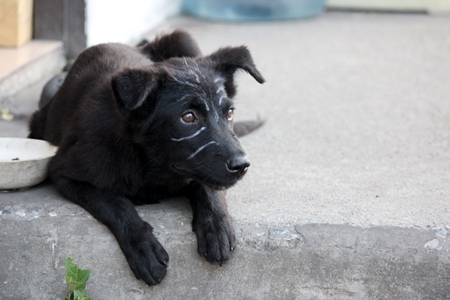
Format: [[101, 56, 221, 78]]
[[29, 31, 264, 285]]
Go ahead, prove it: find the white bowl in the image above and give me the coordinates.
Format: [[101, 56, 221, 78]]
[[0, 137, 57, 190]]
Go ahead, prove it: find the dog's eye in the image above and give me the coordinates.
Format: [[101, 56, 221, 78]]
[[181, 112, 196, 123], [227, 108, 234, 121]]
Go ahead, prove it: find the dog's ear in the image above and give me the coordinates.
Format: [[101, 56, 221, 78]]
[[111, 69, 157, 116], [208, 46, 265, 98], [140, 30, 202, 62]]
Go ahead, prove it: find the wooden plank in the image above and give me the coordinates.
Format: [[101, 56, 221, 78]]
[[0, 0, 33, 47]]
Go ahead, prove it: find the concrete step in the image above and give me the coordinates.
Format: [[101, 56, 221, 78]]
[[0, 40, 65, 110], [1, 185, 450, 299], [1, 185, 449, 299]]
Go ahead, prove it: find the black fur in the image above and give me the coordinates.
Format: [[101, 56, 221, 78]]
[[28, 31, 264, 285], [139, 30, 202, 62]]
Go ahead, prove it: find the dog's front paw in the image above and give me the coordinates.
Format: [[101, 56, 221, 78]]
[[121, 222, 169, 285], [193, 215, 236, 265]]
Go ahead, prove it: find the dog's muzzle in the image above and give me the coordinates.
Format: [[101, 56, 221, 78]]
[[171, 154, 250, 189]]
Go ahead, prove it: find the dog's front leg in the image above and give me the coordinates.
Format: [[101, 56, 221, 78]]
[[54, 177, 169, 285], [186, 183, 236, 265]]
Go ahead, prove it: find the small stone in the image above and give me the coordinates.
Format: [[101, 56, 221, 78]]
[[270, 229, 300, 241], [424, 239, 439, 249], [1, 108, 14, 121], [15, 209, 26, 217], [273, 229, 288, 235], [435, 228, 448, 239]]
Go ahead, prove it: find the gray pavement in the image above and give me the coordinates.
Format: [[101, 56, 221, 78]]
[[1, 12, 450, 299]]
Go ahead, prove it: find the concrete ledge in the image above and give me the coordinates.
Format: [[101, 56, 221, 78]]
[[0, 40, 65, 107], [1, 184, 449, 299]]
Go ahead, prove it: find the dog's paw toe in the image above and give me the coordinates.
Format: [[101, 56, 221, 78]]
[[194, 218, 236, 265], [128, 250, 168, 285], [123, 223, 169, 286]]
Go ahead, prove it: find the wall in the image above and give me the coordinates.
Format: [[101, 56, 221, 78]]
[[85, 0, 182, 46]]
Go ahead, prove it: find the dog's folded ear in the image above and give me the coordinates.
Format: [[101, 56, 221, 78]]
[[111, 69, 157, 116], [140, 30, 202, 62], [208, 46, 265, 98]]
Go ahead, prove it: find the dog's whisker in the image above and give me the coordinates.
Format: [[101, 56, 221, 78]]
[[198, 71, 208, 81], [176, 94, 190, 102], [172, 127, 206, 142], [187, 141, 218, 160], [172, 76, 198, 88], [188, 69, 200, 83], [218, 95, 226, 106], [216, 86, 225, 95], [137, 160, 153, 174], [213, 109, 220, 122], [194, 61, 201, 73], [213, 77, 224, 84], [194, 93, 210, 111]]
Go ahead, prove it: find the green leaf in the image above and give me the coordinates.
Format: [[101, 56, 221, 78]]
[[73, 290, 91, 300], [65, 257, 91, 300]]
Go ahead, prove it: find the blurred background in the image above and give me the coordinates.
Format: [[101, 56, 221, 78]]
[[1, 1, 449, 55], [1, 0, 449, 111], [2, 0, 449, 56], [1, 0, 449, 124], [1, 0, 449, 103]]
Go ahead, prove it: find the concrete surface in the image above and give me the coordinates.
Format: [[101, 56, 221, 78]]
[[1, 12, 450, 299], [0, 40, 65, 108]]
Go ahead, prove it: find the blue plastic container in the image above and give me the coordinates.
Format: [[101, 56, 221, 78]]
[[182, 0, 327, 22]]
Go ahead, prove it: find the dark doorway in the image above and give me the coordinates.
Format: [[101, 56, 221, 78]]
[[33, 0, 86, 59]]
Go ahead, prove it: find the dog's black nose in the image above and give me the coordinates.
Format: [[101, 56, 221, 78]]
[[226, 155, 250, 175]]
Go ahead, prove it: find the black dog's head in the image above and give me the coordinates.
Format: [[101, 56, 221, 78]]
[[112, 46, 264, 189]]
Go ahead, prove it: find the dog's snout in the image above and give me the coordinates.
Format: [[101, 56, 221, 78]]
[[226, 155, 250, 175]]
